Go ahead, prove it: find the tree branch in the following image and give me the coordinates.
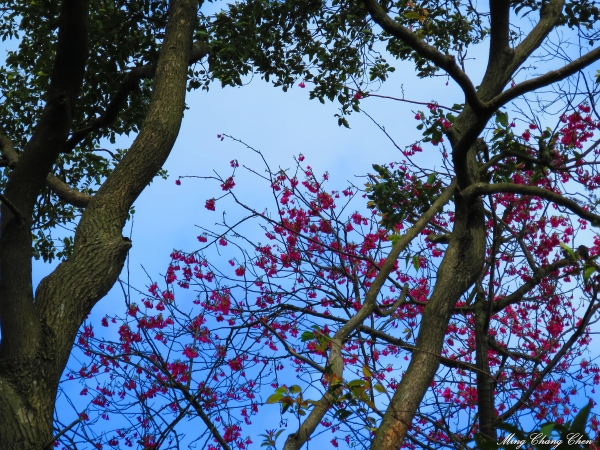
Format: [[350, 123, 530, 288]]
[[488, 0, 511, 60], [478, 0, 564, 103], [487, 45, 600, 111], [462, 182, 600, 223], [261, 320, 325, 373], [510, 0, 565, 75], [374, 283, 409, 317], [1, 134, 93, 208], [0, 0, 91, 365], [360, 0, 484, 113], [0, 193, 24, 225], [64, 40, 209, 153], [46, 175, 92, 208], [497, 298, 600, 422]]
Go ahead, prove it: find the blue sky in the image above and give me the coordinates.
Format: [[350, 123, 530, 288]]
[[75, 61, 470, 317]]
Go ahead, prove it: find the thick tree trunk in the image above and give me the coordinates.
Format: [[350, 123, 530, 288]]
[[0, 0, 197, 447], [370, 175, 487, 449]]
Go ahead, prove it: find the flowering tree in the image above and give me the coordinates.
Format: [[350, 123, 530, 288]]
[[67, 107, 600, 450], [4, 0, 600, 449]]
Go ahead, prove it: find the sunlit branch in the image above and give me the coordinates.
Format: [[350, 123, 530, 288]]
[[374, 283, 409, 317]]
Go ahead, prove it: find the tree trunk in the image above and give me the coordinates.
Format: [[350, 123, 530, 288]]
[[370, 179, 487, 449], [0, 0, 197, 447]]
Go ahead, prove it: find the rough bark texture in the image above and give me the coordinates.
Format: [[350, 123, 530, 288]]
[[0, 0, 197, 447], [370, 149, 487, 448]]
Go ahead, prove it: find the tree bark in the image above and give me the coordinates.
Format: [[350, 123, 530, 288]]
[[370, 153, 487, 448], [0, 0, 197, 448]]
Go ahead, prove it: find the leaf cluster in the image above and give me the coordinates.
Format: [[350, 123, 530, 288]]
[[366, 163, 443, 229]]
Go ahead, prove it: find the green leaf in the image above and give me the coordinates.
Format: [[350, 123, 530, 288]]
[[412, 255, 420, 271], [301, 331, 314, 342], [560, 243, 577, 260], [474, 433, 499, 450], [373, 383, 386, 393], [334, 409, 352, 420], [497, 423, 528, 442], [288, 385, 302, 394], [539, 422, 556, 438], [388, 233, 401, 246], [266, 393, 283, 404], [362, 365, 372, 378], [583, 266, 596, 283], [495, 111, 509, 127], [427, 172, 436, 185], [570, 401, 593, 435], [347, 379, 367, 389], [403, 11, 422, 19]]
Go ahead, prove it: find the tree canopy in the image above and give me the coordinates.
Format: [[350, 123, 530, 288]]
[[2, 0, 600, 449]]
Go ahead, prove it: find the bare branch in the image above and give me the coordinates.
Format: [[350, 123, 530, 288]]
[[487, 46, 600, 111], [511, 0, 565, 74]]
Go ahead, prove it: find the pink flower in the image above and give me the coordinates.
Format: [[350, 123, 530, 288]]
[[218, 238, 227, 246], [228, 357, 243, 371], [353, 92, 363, 99], [235, 266, 246, 276], [205, 198, 216, 211], [298, 82, 306, 88], [175, 179, 181, 185], [230, 159, 239, 168], [579, 104, 591, 113], [197, 235, 207, 242], [221, 177, 235, 191], [183, 346, 198, 359], [414, 113, 421, 120]]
